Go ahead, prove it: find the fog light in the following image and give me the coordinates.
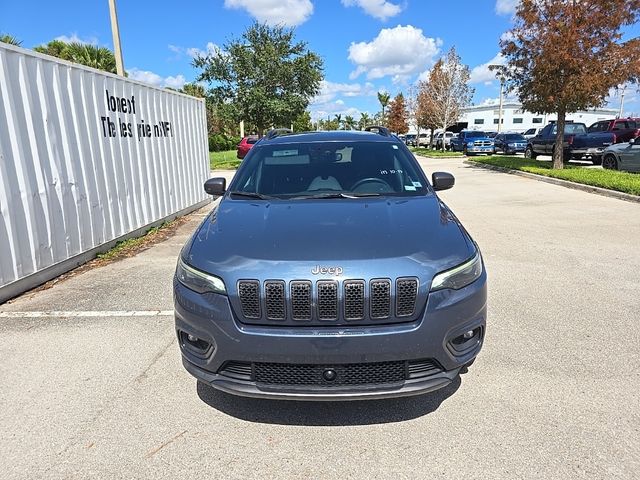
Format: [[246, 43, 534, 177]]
[[180, 331, 212, 355], [463, 330, 474, 339]]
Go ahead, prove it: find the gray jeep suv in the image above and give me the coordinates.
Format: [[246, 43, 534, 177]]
[[174, 127, 486, 400]]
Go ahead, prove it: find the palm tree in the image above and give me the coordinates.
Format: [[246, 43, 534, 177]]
[[377, 91, 391, 125], [0, 34, 22, 46], [334, 114, 343, 130], [343, 115, 355, 130], [65, 43, 117, 73], [33, 40, 117, 74], [359, 112, 371, 130]]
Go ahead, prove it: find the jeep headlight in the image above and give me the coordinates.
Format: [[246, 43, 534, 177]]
[[176, 257, 226, 294], [430, 251, 483, 291]]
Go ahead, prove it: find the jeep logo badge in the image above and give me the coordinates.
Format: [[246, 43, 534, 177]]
[[311, 265, 343, 276]]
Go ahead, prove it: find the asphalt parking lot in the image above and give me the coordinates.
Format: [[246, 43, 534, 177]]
[[1, 158, 639, 479]]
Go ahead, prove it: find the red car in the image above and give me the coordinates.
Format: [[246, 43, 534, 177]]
[[237, 136, 258, 159]]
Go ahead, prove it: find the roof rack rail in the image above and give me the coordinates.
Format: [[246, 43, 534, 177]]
[[265, 128, 293, 140], [364, 125, 391, 137]]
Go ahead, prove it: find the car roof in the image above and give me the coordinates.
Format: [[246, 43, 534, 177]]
[[258, 130, 401, 145]]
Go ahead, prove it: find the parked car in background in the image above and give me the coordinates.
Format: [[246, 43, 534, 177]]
[[450, 131, 495, 156], [523, 127, 543, 140], [405, 134, 417, 146], [493, 133, 528, 155], [435, 131, 456, 150], [526, 122, 617, 164], [237, 136, 259, 159], [417, 133, 430, 147], [587, 118, 640, 144], [601, 137, 640, 172]]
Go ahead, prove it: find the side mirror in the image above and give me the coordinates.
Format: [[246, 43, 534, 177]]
[[432, 172, 455, 191], [204, 177, 226, 196]]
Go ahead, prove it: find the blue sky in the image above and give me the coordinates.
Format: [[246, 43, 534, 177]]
[[2, 0, 638, 121]]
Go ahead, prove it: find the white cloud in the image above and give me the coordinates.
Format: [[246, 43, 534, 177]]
[[495, 0, 519, 15], [128, 68, 187, 89], [164, 74, 187, 89], [54, 33, 98, 45], [309, 99, 363, 123], [185, 42, 221, 58], [224, 0, 313, 26], [341, 0, 403, 21], [311, 80, 376, 104], [470, 53, 505, 84], [348, 25, 442, 80]]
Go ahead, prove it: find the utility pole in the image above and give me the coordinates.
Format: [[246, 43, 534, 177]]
[[108, 0, 125, 76]]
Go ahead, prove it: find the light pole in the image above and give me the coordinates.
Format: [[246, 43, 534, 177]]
[[489, 65, 505, 133], [618, 85, 627, 118], [108, 0, 125, 76]]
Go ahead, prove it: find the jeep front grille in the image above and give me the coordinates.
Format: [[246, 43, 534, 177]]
[[343, 280, 365, 320], [396, 278, 418, 317], [317, 280, 338, 320], [290, 281, 312, 320], [238, 280, 260, 319], [235, 277, 420, 326], [370, 279, 391, 319]]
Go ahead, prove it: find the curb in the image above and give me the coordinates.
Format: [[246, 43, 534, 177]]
[[464, 160, 640, 204]]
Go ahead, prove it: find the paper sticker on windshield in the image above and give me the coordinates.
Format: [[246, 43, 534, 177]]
[[272, 149, 298, 157], [404, 185, 416, 191], [412, 181, 422, 187]]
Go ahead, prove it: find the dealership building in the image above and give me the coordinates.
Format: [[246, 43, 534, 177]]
[[457, 102, 618, 133]]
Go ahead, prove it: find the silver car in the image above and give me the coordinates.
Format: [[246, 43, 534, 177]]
[[601, 138, 640, 172]]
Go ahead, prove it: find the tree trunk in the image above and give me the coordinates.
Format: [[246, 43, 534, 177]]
[[553, 111, 566, 169]]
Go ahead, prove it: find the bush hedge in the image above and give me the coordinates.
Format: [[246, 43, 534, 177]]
[[208, 134, 242, 152]]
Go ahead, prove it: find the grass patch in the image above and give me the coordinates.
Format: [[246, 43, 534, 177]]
[[97, 219, 178, 262], [411, 147, 463, 157], [210, 150, 241, 170], [468, 155, 640, 196]]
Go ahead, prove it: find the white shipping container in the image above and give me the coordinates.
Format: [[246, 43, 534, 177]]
[[0, 44, 210, 302]]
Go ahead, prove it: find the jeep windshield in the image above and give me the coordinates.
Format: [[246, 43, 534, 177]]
[[229, 141, 430, 199]]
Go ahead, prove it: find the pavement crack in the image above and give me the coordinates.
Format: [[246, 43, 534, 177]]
[[135, 336, 176, 384], [145, 430, 188, 458]]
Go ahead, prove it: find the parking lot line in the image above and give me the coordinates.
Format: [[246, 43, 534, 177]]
[[0, 310, 173, 318]]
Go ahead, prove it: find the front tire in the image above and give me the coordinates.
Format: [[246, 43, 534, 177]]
[[602, 154, 618, 170], [524, 146, 537, 159]]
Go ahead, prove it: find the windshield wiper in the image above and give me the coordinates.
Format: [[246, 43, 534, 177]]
[[291, 192, 382, 200], [228, 191, 275, 200]]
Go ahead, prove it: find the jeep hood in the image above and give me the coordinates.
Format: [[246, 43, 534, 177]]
[[186, 195, 475, 281]]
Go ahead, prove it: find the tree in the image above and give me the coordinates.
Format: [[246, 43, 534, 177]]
[[34, 40, 117, 73], [387, 93, 409, 134], [292, 110, 313, 131], [418, 47, 473, 150], [500, 0, 640, 169], [343, 115, 356, 130], [193, 23, 324, 136], [358, 112, 371, 130], [377, 91, 391, 124], [0, 34, 21, 46], [181, 83, 206, 98]]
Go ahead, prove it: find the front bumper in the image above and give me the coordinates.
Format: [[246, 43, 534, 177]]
[[466, 146, 494, 154], [174, 272, 487, 401], [570, 147, 605, 158]]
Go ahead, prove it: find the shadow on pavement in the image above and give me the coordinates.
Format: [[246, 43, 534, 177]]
[[196, 375, 461, 425]]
